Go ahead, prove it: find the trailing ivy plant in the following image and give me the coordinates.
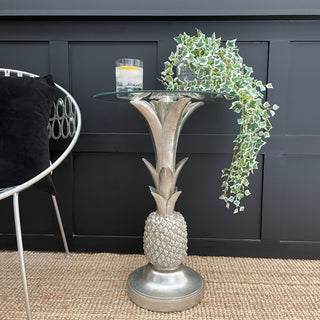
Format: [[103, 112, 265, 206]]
[[160, 29, 279, 213]]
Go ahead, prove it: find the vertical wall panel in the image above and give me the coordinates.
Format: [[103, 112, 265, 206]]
[[0, 41, 50, 75], [177, 154, 263, 240], [69, 41, 158, 133], [282, 156, 320, 241], [287, 42, 320, 135], [73, 152, 155, 237]]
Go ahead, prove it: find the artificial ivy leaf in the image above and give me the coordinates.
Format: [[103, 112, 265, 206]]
[[226, 39, 237, 48], [231, 101, 243, 113], [183, 52, 195, 63], [237, 118, 244, 125], [174, 34, 184, 44], [178, 47, 188, 58], [198, 56, 208, 65], [226, 52, 234, 60], [262, 110, 270, 119], [222, 168, 231, 176], [237, 193, 244, 200], [166, 82, 175, 90], [222, 181, 228, 187], [177, 62, 187, 73], [196, 28, 205, 38], [195, 39, 205, 49], [245, 66, 253, 74], [247, 100, 256, 109]]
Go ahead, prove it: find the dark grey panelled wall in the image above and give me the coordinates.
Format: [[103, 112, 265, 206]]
[[1, 9, 320, 259]]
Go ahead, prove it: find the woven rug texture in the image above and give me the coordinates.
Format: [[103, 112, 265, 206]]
[[0, 251, 319, 320]]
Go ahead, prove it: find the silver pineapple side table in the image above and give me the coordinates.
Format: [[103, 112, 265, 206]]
[[94, 90, 222, 312]]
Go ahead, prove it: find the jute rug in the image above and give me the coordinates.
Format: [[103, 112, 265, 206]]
[[0, 251, 319, 320]]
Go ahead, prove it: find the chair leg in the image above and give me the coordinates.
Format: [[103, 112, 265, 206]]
[[51, 195, 70, 258], [13, 193, 32, 320]]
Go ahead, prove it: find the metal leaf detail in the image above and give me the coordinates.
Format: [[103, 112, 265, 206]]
[[160, 98, 190, 170], [142, 158, 159, 190], [130, 100, 162, 151], [159, 167, 174, 199], [150, 188, 167, 214], [174, 157, 188, 187], [166, 191, 182, 213]]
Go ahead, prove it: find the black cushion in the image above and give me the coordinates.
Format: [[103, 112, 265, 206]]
[[0, 74, 57, 194]]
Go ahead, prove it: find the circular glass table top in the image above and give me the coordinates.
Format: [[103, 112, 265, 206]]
[[93, 90, 235, 102]]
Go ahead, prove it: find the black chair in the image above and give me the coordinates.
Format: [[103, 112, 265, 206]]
[[0, 68, 82, 320]]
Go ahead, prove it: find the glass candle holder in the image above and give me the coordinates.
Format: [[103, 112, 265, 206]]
[[115, 58, 143, 98]]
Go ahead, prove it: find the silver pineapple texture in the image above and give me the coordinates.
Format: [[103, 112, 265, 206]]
[[143, 211, 188, 270]]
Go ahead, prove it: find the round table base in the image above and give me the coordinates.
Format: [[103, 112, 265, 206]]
[[127, 263, 205, 312]]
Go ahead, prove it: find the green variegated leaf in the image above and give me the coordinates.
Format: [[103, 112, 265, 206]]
[[226, 39, 237, 47], [184, 53, 195, 63], [237, 118, 244, 125], [177, 45, 187, 57], [174, 34, 184, 44], [177, 63, 187, 73], [198, 56, 208, 65]]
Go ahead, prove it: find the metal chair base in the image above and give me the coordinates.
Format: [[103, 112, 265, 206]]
[[12, 193, 71, 320]]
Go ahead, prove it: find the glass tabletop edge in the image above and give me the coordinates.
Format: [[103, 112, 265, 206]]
[[93, 90, 233, 98]]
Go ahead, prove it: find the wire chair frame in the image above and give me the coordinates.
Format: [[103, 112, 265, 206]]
[[0, 68, 82, 320]]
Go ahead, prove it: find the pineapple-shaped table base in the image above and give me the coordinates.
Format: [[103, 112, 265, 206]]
[[127, 263, 204, 312], [126, 94, 206, 312]]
